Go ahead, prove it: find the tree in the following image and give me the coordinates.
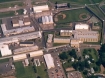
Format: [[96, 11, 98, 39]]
[[37, 76, 41, 78], [84, 61, 90, 68], [83, 70, 88, 75], [72, 62, 79, 70], [69, 49, 77, 59], [59, 52, 68, 60], [99, 44, 105, 67], [96, 59, 101, 66], [89, 75, 98, 78], [93, 66, 98, 72], [33, 66, 37, 73], [83, 49, 88, 55], [78, 61, 85, 71]]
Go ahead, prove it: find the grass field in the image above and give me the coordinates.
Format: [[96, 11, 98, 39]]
[[0, 2, 24, 9], [54, 8, 92, 24], [0, 11, 15, 18], [36, 63, 48, 78], [0, 0, 17, 3], [49, 0, 103, 4], [101, 5, 105, 13], [15, 61, 36, 78], [87, 5, 105, 20], [16, 9, 24, 15], [82, 48, 98, 62], [0, 58, 9, 63]]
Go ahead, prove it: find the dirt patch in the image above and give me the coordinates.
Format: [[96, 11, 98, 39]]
[[100, 65, 105, 74], [79, 13, 90, 20], [66, 67, 75, 72], [54, 13, 66, 22], [62, 14, 66, 19]]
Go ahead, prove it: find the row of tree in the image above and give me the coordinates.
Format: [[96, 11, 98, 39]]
[[99, 44, 105, 67], [59, 49, 77, 60]]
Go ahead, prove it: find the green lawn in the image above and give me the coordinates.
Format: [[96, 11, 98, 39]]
[[36, 63, 48, 78], [101, 5, 105, 13], [83, 48, 98, 61], [0, 11, 15, 18], [49, 0, 90, 4], [0, 0, 17, 3], [54, 8, 92, 24], [0, 2, 24, 9], [87, 5, 105, 20], [0, 19, 2, 24], [49, 0, 103, 4], [0, 58, 9, 63], [16, 9, 24, 15], [14, 61, 36, 78]]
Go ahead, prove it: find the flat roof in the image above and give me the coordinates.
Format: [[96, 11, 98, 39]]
[[12, 17, 19, 24], [0, 31, 42, 44]]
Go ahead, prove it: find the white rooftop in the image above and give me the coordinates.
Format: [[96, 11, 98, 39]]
[[44, 54, 55, 69]]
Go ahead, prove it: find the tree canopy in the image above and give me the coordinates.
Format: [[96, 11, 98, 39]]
[[99, 44, 105, 67], [59, 52, 68, 60]]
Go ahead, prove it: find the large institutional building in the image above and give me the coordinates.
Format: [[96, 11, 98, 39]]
[[44, 54, 55, 69], [60, 23, 99, 43], [74, 30, 99, 42]]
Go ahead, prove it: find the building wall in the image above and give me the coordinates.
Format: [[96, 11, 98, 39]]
[[33, 5, 49, 13], [80, 38, 98, 42], [75, 23, 89, 30], [60, 32, 72, 36], [54, 38, 70, 43], [13, 54, 27, 61], [13, 24, 19, 27], [30, 50, 43, 57], [70, 40, 80, 48], [60, 30, 73, 36]]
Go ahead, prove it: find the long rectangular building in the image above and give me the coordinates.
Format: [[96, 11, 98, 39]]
[[54, 38, 70, 43], [13, 54, 27, 61], [30, 50, 43, 57], [0, 45, 12, 56], [60, 30, 99, 42], [1, 24, 35, 36], [13, 46, 38, 54], [0, 31, 42, 45], [44, 54, 55, 69], [74, 31, 99, 42]]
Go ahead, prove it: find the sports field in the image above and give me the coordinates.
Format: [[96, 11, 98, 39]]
[[49, 0, 103, 4], [54, 8, 92, 24], [0, 2, 24, 9], [15, 61, 36, 78], [0, 11, 15, 18]]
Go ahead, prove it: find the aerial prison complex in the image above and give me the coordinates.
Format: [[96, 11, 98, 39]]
[[54, 23, 99, 44], [0, 31, 42, 56]]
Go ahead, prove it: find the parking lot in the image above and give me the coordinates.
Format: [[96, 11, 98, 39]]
[[47, 53, 66, 78]]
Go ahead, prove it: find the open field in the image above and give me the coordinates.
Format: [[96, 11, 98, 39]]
[[49, 0, 103, 4], [14, 61, 36, 78], [0, 11, 15, 18], [16, 9, 24, 15], [100, 5, 105, 13], [0, 0, 17, 3], [0, 58, 9, 63], [87, 5, 105, 20], [36, 63, 48, 78], [0, 2, 24, 9], [54, 8, 92, 24]]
